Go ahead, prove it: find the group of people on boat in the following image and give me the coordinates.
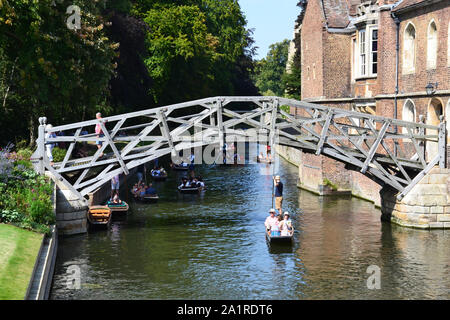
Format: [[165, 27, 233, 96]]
[[151, 166, 167, 177], [132, 181, 157, 198], [265, 209, 293, 237], [178, 176, 205, 189], [264, 175, 292, 237]]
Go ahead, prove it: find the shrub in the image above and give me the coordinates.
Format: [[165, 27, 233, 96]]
[[52, 147, 67, 163], [0, 144, 55, 234]]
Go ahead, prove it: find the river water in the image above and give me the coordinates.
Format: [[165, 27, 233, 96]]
[[50, 156, 450, 300]]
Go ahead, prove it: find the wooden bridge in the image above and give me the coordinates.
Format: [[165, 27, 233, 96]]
[[31, 96, 447, 204]]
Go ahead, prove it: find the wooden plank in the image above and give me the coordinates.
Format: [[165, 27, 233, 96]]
[[99, 122, 129, 175], [361, 120, 390, 174], [60, 128, 81, 169], [316, 109, 333, 155], [397, 155, 440, 200]]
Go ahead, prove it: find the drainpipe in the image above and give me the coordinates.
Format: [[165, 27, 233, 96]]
[[391, 11, 400, 157]]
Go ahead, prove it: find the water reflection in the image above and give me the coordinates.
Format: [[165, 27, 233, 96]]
[[50, 156, 450, 300]]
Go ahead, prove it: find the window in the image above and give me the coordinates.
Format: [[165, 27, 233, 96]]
[[402, 100, 416, 134], [359, 29, 366, 76], [403, 23, 416, 73], [371, 29, 378, 74], [427, 20, 437, 69], [356, 26, 378, 78], [352, 38, 357, 81]]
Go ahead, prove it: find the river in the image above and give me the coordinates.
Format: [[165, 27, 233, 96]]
[[50, 156, 450, 300]]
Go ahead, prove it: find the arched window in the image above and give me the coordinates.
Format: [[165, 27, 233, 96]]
[[402, 99, 416, 134], [427, 20, 437, 69], [403, 22, 416, 73]]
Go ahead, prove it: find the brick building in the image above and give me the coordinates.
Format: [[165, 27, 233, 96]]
[[286, 0, 449, 205]]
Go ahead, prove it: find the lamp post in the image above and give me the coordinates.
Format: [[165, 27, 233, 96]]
[[425, 82, 438, 95]]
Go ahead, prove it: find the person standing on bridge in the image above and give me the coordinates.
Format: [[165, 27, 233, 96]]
[[45, 124, 57, 166], [273, 176, 283, 216], [95, 112, 106, 158]]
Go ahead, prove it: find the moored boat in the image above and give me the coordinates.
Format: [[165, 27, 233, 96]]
[[106, 200, 129, 213], [88, 206, 112, 229], [171, 164, 189, 171], [130, 188, 159, 203], [151, 171, 168, 181], [177, 186, 204, 194]]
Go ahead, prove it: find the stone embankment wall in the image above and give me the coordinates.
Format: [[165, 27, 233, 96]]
[[381, 168, 450, 229], [46, 172, 88, 236], [47, 168, 137, 236]]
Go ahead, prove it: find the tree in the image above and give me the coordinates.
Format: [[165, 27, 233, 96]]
[[0, 0, 118, 146], [252, 39, 290, 97]]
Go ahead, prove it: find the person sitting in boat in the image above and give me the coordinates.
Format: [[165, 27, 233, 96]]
[[159, 166, 166, 174], [270, 217, 281, 237], [139, 185, 147, 197], [280, 212, 293, 236], [264, 209, 278, 235], [180, 161, 188, 167], [152, 167, 161, 176], [145, 184, 157, 195], [132, 183, 139, 195], [179, 177, 188, 188], [112, 194, 123, 204], [191, 178, 199, 188], [197, 177, 205, 188]]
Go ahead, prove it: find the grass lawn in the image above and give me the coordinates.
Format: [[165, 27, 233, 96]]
[[0, 224, 43, 300]]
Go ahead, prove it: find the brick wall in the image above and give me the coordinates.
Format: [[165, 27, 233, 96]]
[[301, 0, 325, 99], [323, 32, 352, 99]]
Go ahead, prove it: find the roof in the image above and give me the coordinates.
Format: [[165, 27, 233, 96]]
[[392, 0, 445, 13], [321, 0, 352, 28]]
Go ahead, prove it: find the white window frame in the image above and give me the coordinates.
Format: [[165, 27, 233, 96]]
[[355, 25, 378, 79]]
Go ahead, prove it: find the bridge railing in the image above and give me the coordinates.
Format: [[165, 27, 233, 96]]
[[31, 96, 446, 201]]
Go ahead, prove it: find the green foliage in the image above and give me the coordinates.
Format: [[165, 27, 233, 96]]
[[52, 146, 67, 163], [252, 39, 290, 97], [0, 0, 257, 145], [323, 178, 338, 191], [0, 147, 54, 233], [0, 0, 118, 145], [283, 62, 302, 100]]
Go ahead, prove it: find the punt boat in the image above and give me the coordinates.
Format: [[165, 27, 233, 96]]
[[88, 206, 112, 229]]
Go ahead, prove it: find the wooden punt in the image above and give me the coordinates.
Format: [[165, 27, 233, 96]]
[[177, 186, 204, 194], [88, 206, 112, 228], [151, 171, 168, 181], [130, 188, 159, 203], [106, 200, 129, 213], [172, 165, 189, 171], [265, 228, 294, 244], [138, 194, 159, 203]]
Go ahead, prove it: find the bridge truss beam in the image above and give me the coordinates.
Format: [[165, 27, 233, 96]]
[[31, 97, 447, 203]]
